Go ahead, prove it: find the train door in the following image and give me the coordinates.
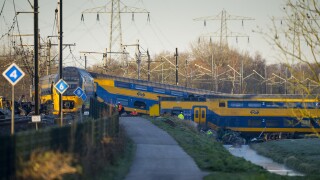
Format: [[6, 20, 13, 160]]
[[193, 106, 207, 125]]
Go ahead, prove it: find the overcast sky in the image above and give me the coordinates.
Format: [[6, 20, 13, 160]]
[[1, 0, 288, 68]]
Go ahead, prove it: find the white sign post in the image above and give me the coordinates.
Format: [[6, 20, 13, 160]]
[[54, 79, 69, 126], [2, 63, 25, 135]]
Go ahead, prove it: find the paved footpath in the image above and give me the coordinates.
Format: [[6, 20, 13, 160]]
[[120, 117, 207, 180]]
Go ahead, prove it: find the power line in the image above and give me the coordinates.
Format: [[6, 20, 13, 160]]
[[0, 0, 7, 17], [194, 9, 254, 47], [0, 15, 16, 41], [81, 0, 150, 66], [12, 0, 33, 77]]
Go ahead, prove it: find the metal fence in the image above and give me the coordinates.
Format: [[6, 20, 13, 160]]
[[0, 98, 118, 179]]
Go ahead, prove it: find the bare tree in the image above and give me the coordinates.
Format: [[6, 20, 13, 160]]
[[270, 0, 320, 94]]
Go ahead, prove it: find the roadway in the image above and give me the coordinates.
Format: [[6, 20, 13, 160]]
[[120, 116, 207, 180]]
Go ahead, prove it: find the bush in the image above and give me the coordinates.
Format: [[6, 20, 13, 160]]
[[16, 150, 81, 180]]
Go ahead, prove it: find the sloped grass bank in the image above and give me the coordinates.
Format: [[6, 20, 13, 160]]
[[251, 138, 320, 179], [95, 135, 136, 180], [148, 117, 291, 180]]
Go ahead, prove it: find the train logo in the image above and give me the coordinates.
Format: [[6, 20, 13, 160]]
[[250, 110, 259, 115], [137, 91, 145, 97]]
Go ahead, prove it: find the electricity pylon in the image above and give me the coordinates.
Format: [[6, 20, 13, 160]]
[[194, 9, 254, 47], [81, 0, 149, 67]]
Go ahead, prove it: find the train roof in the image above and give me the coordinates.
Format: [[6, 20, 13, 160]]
[[160, 94, 320, 102], [89, 72, 216, 95], [205, 94, 320, 100]]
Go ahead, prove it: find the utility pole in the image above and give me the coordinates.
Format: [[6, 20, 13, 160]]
[[147, 50, 150, 81], [136, 41, 141, 80], [46, 39, 51, 75], [264, 65, 267, 94], [34, 0, 39, 115], [58, 0, 63, 125], [240, 56, 243, 94], [175, 48, 178, 86], [81, 0, 149, 65], [185, 58, 188, 87], [211, 54, 214, 91], [80, 51, 105, 70], [161, 59, 163, 83], [84, 54, 87, 70]]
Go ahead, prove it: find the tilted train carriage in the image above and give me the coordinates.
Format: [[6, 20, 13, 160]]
[[159, 94, 320, 137]]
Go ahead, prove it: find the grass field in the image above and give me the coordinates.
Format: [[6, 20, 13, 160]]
[[250, 138, 320, 178], [95, 128, 136, 180], [147, 116, 297, 180]]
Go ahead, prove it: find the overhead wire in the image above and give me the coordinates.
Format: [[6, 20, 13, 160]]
[[0, 15, 16, 41], [69, 45, 86, 68], [136, 0, 175, 50], [0, 0, 7, 17], [26, 0, 33, 9], [12, 0, 33, 77]]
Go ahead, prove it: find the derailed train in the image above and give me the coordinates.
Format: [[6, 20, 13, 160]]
[[159, 95, 320, 137], [39, 67, 212, 114], [39, 67, 95, 114], [39, 66, 320, 136]]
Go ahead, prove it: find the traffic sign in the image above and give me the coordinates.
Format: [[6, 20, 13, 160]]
[[81, 93, 87, 101], [73, 87, 84, 98], [2, 63, 25, 86], [54, 79, 69, 94]]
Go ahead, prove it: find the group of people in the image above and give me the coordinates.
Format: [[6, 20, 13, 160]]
[[115, 102, 138, 116]]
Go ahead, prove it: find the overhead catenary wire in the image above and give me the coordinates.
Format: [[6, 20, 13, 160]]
[[0, 0, 7, 17], [0, 15, 16, 41], [12, 0, 33, 77]]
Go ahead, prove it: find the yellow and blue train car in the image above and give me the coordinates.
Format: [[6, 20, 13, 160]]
[[90, 72, 214, 115], [159, 94, 320, 136], [39, 67, 95, 114]]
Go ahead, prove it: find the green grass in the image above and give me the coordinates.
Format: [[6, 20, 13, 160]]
[[147, 116, 293, 179], [95, 135, 136, 180], [250, 138, 320, 178]]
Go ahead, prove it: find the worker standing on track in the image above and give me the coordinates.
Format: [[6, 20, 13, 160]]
[[118, 102, 124, 115], [178, 112, 184, 120]]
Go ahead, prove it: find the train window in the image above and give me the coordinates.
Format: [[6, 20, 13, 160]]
[[134, 101, 146, 109], [284, 119, 295, 127], [219, 102, 225, 107], [265, 102, 284, 108], [247, 102, 261, 108], [117, 98, 129, 106], [229, 102, 243, 108], [300, 120, 310, 127], [171, 110, 181, 116], [116, 82, 131, 88], [135, 85, 147, 91], [248, 119, 261, 127], [285, 102, 296, 108], [153, 88, 165, 94], [201, 110, 205, 118], [195, 110, 199, 118], [266, 119, 281, 127], [171, 91, 183, 96], [229, 118, 240, 126], [305, 102, 316, 109]]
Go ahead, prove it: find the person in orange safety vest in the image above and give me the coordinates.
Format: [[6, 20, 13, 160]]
[[118, 102, 124, 115], [130, 109, 138, 116]]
